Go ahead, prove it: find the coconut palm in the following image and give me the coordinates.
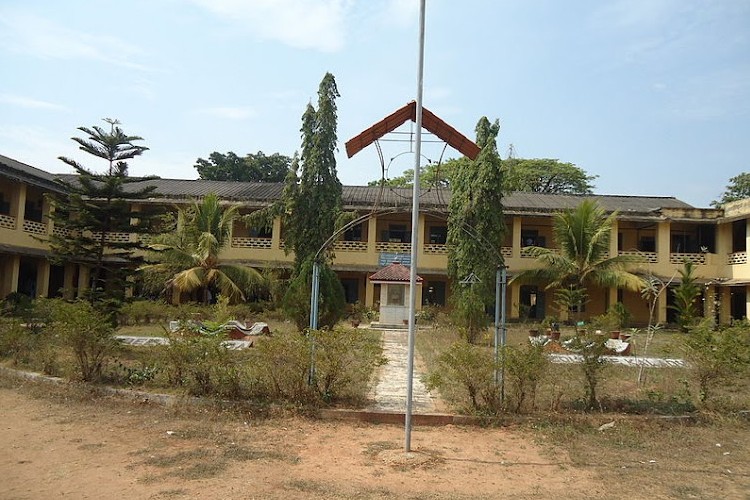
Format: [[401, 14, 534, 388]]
[[513, 200, 643, 317], [144, 193, 261, 303]]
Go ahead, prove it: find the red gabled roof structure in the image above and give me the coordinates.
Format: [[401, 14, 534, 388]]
[[345, 101, 481, 160], [368, 262, 423, 283]]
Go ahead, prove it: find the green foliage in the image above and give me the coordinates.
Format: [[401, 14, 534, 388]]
[[283, 258, 345, 331], [0, 318, 34, 365], [48, 118, 161, 305], [684, 320, 750, 404], [712, 172, 750, 207], [367, 158, 465, 188], [504, 343, 550, 413], [503, 158, 597, 194], [194, 151, 291, 182], [450, 287, 489, 344], [447, 116, 506, 316], [514, 200, 643, 316], [311, 327, 386, 403], [669, 261, 701, 332], [425, 342, 500, 414], [47, 300, 119, 381], [566, 333, 609, 409], [143, 193, 262, 303]]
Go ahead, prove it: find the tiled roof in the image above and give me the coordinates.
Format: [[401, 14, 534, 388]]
[[369, 262, 423, 282], [0, 154, 66, 193], [52, 173, 698, 216]]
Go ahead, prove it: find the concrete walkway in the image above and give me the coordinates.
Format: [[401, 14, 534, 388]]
[[367, 329, 440, 414]]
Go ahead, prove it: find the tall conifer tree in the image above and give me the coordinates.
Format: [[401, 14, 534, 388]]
[[48, 119, 160, 305]]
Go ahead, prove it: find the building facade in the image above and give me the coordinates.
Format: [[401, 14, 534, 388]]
[[3, 153, 750, 326]]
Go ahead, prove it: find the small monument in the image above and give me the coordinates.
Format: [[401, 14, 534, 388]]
[[369, 261, 423, 327]]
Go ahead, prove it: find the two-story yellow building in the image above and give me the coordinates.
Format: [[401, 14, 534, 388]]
[[3, 152, 750, 326]]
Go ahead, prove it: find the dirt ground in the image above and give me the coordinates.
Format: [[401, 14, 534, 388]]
[[0, 381, 611, 500]]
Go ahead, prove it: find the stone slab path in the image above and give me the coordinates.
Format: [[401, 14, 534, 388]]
[[367, 329, 440, 413], [548, 353, 688, 368], [115, 335, 252, 350]]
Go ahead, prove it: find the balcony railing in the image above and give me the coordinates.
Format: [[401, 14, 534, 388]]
[[618, 250, 658, 263], [727, 251, 747, 265], [501, 246, 512, 258], [90, 232, 132, 243], [424, 243, 447, 254], [0, 213, 16, 230], [22, 219, 47, 235], [670, 252, 706, 265], [334, 240, 367, 252], [376, 241, 411, 253], [231, 237, 272, 249]]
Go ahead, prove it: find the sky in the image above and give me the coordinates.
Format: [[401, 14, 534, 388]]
[[1, 0, 748, 208]]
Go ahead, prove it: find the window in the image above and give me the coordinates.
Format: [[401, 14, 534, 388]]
[[387, 284, 405, 306], [383, 224, 409, 243], [344, 223, 363, 242], [639, 236, 655, 252], [249, 225, 272, 238], [429, 226, 447, 244], [521, 229, 545, 247]]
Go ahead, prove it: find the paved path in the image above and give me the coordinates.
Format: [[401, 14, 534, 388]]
[[367, 329, 440, 413]]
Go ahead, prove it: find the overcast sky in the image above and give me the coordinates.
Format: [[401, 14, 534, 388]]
[[1, 0, 748, 207]]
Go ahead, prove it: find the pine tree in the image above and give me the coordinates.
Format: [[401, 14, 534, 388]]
[[48, 119, 161, 306], [447, 117, 506, 342]]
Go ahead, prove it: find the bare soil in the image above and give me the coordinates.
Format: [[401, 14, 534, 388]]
[[0, 380, 603, 500], [2, 376, 748, 499]]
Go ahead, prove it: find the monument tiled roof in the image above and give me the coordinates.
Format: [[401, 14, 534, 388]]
[[369, 261, 423, 282]]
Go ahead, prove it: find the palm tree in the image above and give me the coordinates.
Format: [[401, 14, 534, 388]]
[[513, 200, 643, 319], [144, 193, 261, 303]]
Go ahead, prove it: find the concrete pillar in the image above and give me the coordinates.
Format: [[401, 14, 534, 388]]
[[512, 216, 522, 259], [609, 218, 619, 257], [77, 266, 90, 298], [36, 259, 50, 298], [365, 274, 375, 308], [10, 183, 27, 229], [43, 196, 53, 234], [657, 221, 671, 264], [271, 216, 282, 250], [657, 289, 668, 324], [510, 281, 520, 319], [415, 283, 423, 310], [745, 219, 750, 257], [0, 255, 21, 297], [416, 213, 426, 259], [63, 263, 76, 300], [719, 286, 732, 325], [367, 215, 378, 252], [745, 285, 750, 320]]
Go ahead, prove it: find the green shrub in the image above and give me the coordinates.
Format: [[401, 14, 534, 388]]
[[685, 320, 750, 404], [252, 331, 313, 403], [48, 300, 119, 382], [504, 343, 549, 413], [312, 327, 386, 403], [0, 318, 35, 365], [425, 341, 500, 414], [566, 333, 609, 409]]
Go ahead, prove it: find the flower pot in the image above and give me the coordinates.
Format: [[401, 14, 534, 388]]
[[610, 330, 620, 339], [550, 330, 561, 341], [528, 329, 540, 337], [620, 333, 632, 342]]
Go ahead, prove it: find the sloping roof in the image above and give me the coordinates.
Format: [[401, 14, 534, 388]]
[[0, 154, 66, 193], [345, 101, 481, 160], [53, 173, 700, 218], [369, 262, 423, 282]]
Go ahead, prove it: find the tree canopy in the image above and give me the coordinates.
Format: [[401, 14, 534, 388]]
[[712, 172, 750, 207], [447, 117, 505, 342], [49, 118, 160, 306], [367, 155, 595, 195], [142, 193, 261, 304], [503, 158, 596, 194], [194, 151, 291, 182]]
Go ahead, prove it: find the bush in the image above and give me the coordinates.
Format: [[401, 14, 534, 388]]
[[48, 300, 119, 382], [566, 333, 609, 410], [504, 343, 549, 413], [0, 318, 35, 365], [425, 342, 500, 414], [312, 327, 386, 403], [252, 331, 314, 403], [685, 320, 750, 404]]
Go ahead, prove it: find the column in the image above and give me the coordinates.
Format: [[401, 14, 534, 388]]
[[77, 265, 90, 298], [271, 216, 282, 249], [367, 215, 378, 254], [512, 216, 522, 259], [416, 213, 426, 259], [745, 285, 750, 321], [8, 255, 20, 294], [657, 289, 668, 324], [0, 255, 20, 296], [656, 221, 671, 264], [364, 274, 375, 308], [609, 218, 619, 258], [36, 259, 50, 298], [415, 283, 423, 310], [719, 287, 731, 325], [509, 281, 520, 319], [63, 263, 76, 300], [11, 183, 27, 230]]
